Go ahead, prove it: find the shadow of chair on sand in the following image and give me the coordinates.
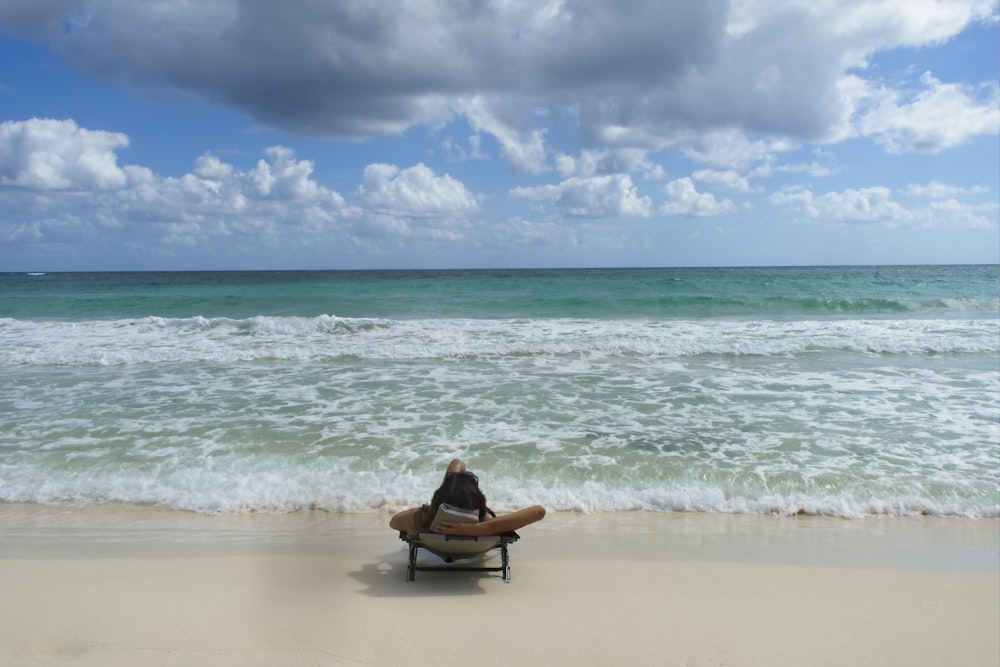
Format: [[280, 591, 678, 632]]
[[348, 550, 511, 598]]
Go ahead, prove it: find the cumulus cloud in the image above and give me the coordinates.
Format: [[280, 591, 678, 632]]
[[903, 181, 988, 198], [0, 121, 351, 246], [752, 153, 838, 179], [554, 148, 664, 180], [819, 0, 997, 49], [111, 147, 350, 245], [0, 117, 496, 255], [858, 73, 1000, 153], [770, 186, 908, 222], [357, 163, 479, 217], [511, 174, 652, 218], [245, 147, 334, 201], [770, 184, 994, 229], [0, 118, 128, 190], [662, 178, 737, 216], [1, 0, 995, 176], [692, 169, 752, 193], [678, 128, 796, 172]]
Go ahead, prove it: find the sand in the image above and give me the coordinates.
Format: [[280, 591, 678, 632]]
[[0, 505, 996, 667]]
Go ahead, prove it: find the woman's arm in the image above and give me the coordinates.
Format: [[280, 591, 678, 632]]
[[434, 505, 546, 536], [389, 507, 422, 534]]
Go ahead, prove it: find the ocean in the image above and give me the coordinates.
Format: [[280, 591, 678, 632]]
[[1, 265, 997, 518]]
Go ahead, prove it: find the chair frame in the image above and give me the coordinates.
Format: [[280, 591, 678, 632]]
[[399, 532, 518, 582]]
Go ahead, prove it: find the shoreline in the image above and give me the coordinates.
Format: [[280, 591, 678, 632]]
[[1, 502, 996, 569], [1, 504, 997, 666]]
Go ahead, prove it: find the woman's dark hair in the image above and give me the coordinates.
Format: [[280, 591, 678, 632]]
[[416, 471, 492, 531]]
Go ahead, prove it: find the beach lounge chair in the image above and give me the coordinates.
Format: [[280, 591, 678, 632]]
[[399, 504, 519, 582]]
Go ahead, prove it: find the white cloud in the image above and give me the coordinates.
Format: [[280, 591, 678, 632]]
[[824, 0, 998, 49], [769, 186, 908, 222], [770, 184, 994, 229], [246, 147, 332, 200], [858, 72, 1000, 153], [692, 169, 752, 193], [0, 122, 351, 246], [925, 198, 996, 230], [0, 118, 128, 190], [456, 97, 549, 174], [192, 153, 234, 182], [357, 163, 479, 217], [441, 134, 487, 163], [679, 128, 795, 171], [662, 178, 737, 216], [752, 154, 838, 179], [511, 174, 652, 218], [554, 148, 664, 180], [113, 146, 349, 245], [0, 118, 494, 255], [903, 181, 988, 198]]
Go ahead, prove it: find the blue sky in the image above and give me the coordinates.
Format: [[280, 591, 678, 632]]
[[1, 1, 997, 271]]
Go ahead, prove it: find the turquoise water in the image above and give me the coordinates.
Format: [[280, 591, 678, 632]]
[[1, 265, 997, 516], [3, 265, 996, 320]]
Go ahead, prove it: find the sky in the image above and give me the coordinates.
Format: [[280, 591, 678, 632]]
[[0, 0, 997, 271]]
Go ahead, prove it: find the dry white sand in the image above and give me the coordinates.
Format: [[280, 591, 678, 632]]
[[0, 505, 996, 667]]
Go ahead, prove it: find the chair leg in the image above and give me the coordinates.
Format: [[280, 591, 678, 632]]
[[407, 544, 417, 581], [501, 543, 511, 583]]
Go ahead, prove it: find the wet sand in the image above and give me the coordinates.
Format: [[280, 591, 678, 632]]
[[0, 505, 996, 666]]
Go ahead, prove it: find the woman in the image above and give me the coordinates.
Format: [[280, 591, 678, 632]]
[[389, 459, 546, 536]]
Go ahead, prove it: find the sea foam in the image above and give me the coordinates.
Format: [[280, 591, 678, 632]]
[[1, 316, 996, 366]]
